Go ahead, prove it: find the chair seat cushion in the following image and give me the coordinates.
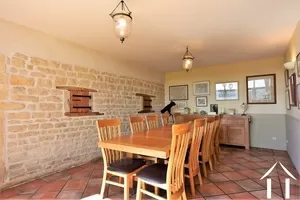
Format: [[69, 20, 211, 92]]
[[107, 158, 146, 174], [136, 163, 167, 184]]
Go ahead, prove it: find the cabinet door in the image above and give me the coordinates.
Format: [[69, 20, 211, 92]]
[[227, 126, 245, 145], [219, 125, 228, 144]]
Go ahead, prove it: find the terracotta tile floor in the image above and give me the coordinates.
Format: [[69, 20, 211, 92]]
[[0, 146, 299, 199]]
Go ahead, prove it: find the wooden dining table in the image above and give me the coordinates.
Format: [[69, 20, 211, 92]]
[[98, 126, 174, 159]]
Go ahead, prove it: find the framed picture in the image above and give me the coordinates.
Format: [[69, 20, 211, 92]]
[[290, 73, 297, 106], [169, 85, 188, 100], [246, 74, 276, 104], [196, 96, 208, 107], [297, 53, 300, 77], [284, 69, 289, 87], [193, 81, 210, 95], [297, 84, 300, 110], [286, 90, 291, 110], [176, 101, 187, 110], [215, 81, 239, 101]]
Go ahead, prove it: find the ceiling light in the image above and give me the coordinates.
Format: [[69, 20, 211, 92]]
[[283, 61, 295, 70], [110, 0, 132, 43], [182, 46, 194, 72]]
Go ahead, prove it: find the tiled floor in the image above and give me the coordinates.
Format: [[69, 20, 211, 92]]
[[0, 147, 299, 200]]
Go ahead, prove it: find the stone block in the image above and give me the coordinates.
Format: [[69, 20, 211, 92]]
[[74, 65, 88, 72], [7, 113, 31, 120], [39, 103, 56, 111], [12, 57, 25, 68], [0, 54, 6, 72], [0, 102, 25, 110], [31, 57, 48, 66], [37, 79, 53, 88], [12, 95, 39, 102], [10, 75, 35, 87]]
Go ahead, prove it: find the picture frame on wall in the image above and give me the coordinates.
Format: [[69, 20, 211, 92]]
[[215, 81, 239, 101], [297, 53, 300, 77], [193, 81, 210, 95], [196, 96, 208, 107], [176, 101, 187, 110], [290, 73, 297, 106], [286, 89, 291, 110], [284, 69, 289, 87], [169, 85, 188, 100], [297, 84, 300, 110], [246, 74, 276, 104]]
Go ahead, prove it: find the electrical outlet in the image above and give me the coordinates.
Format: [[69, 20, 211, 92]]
[[272, 137, 277, 140], [286, 140, 289, 144]]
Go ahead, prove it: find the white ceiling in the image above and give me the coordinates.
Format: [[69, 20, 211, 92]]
[[0, 0, 300, 72]]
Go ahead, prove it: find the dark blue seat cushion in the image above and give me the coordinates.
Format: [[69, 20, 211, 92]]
[[136, 163, 167, 184], [107, 158, 146, 174]]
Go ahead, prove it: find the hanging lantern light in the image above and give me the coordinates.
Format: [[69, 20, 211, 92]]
[[182, 46, 194, 72], [109, 0, 132, 43]]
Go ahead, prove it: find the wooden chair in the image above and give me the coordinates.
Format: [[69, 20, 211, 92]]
[[214, 115, 223, 160], [174, 112, 184, 123], [129, 116, 158, 164], [146, 114, 159, 130], [161, 114, 172, 127], [212, 116, 222, 163], [97, 118, 146, 200], [199, 117, 216, 177], [135, 122, 192, 200], [184, 118, 206, 197], [129, 116, 146, 133]]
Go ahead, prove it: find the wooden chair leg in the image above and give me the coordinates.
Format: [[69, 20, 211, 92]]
[[181, 189, 188, 200], [189, 173, 196, 197], [100, 170, 107, 199], [202, 163, 207, 177], [124, 176, 130, 200], [209, 159, 213, 170], [197, 172, 203, 185], [136, 179, 142, 200]]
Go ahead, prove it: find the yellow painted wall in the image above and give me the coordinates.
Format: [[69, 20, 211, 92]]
[[165, 57, 285, 114]]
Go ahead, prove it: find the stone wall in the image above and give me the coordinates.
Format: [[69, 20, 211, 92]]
[[0, 52, 165, 189]]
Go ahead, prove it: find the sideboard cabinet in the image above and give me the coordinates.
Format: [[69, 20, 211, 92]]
[[219, 115, 250, 149], [181, 114, 250, 149]]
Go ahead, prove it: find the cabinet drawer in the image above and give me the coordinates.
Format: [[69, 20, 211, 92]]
[[227, 119, 245, 125]]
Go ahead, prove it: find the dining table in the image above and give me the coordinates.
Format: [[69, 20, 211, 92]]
[[98, 125, 175, 159]]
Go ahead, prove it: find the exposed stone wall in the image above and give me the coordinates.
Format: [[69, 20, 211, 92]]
[[0, 53, 164, 189]]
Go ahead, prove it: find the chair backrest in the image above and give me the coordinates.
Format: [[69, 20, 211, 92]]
[[96, 118, 122, 167], [214, 115, 223, 148], [188, 118, 206, 174], [174, 112, 184, 124], [161, 114, 171, 127], [166, 122, 191, 199], [200, 117, 215, 161], [146, 114, 159, 130], [210, 116, 220, 156], [129, 116, 145, 133]]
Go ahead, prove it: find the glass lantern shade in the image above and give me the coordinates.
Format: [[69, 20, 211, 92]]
[[182, 56, 194, 71], [112, 13, 132, 43]]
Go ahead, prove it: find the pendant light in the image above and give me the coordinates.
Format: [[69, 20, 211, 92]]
[[109, 0, 132, 43], [182, 46, 194, 72]]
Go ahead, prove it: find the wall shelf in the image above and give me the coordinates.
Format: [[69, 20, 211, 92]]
[[136, 93, 155, 113], [56, 86, 104, 117]]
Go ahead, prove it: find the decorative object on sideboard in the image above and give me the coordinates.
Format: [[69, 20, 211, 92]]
[[200, 110, 208, 115], [283, 61, 295, 70], [193, 81, 210, 95], [182, 46, 194, 72], [289, 73, 297, 106], [227, 109, 235, 115], [210, 104, 218, 114], [161, 101, 176, 116], [246, 74, 276, 104], [297, 84, 300, 110], [285, 89, 291, 110], [215, 81, 239, 100], [297, 53, 300, 77], [56, 86, 104, 117], [110, 0, 132, 43], [184, 107, 191, 114], [284, 69, 289, 87], [219, 107, 225, 114], [196, 96, 208, 107], [136, 93, 155, 113], [240, 103, 248, 116], [169, 85, 188, 100]]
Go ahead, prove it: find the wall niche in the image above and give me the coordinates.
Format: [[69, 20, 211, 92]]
[[57, 86, 104, 116]]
